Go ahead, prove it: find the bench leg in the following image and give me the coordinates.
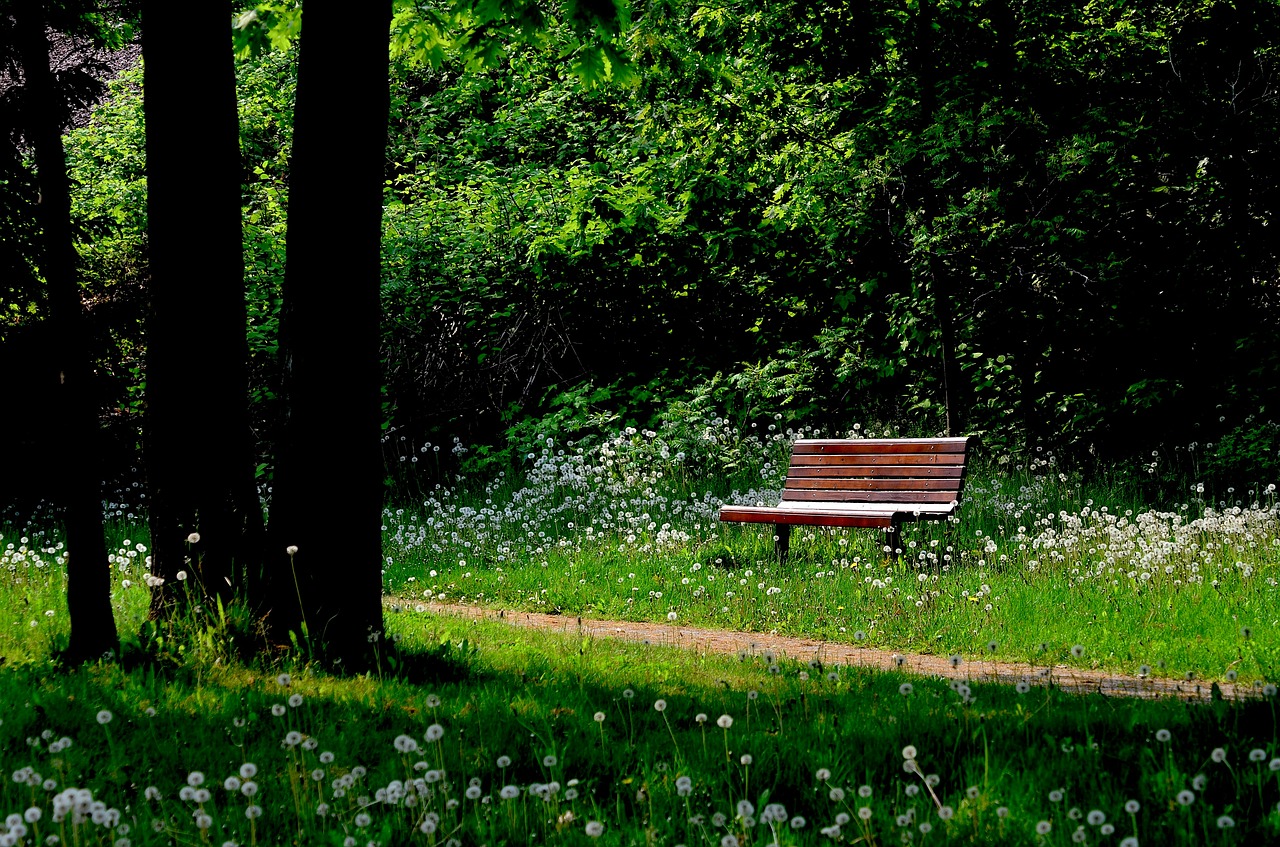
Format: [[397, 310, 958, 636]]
[[774, 524, 791, 563]]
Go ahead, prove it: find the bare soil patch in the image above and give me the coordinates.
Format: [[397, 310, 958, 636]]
[[395, 601, 1254, 702]]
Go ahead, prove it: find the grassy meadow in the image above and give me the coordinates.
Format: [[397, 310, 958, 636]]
[[3, 417, 1280, 844]]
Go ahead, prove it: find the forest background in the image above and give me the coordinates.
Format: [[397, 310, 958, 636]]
[[4, 0, 1280, 503]]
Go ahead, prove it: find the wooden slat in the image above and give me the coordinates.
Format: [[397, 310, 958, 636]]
[[791, 453, 964, 466], [718, 506, 895, 529], [784, 478, 961, 491], [780, 490, 958, 504], [792, 438, 968, 455], [786, 465, 965, 479]]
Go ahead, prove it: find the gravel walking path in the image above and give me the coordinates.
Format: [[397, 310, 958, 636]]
[[400, 601, 1256, 702]]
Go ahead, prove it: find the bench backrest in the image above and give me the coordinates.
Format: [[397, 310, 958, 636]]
[[780, 437, 973, 508]]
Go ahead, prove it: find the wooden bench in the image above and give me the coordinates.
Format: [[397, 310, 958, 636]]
[[718, 437, 973, 560]]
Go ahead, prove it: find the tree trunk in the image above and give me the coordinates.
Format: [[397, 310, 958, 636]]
[[142, 0, 263, 617], [13, 0, 118, 661], [268, 0, 392, 667]]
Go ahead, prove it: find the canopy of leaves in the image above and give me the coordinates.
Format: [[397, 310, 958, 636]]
[[38, 0, 1280, 480]]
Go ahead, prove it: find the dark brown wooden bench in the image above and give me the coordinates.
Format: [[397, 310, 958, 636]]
[[718, 437, 973, 560]]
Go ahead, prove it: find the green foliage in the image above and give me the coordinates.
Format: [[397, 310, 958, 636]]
[[56, 0, 1280, 478], [1204, 416, 1280, 491]]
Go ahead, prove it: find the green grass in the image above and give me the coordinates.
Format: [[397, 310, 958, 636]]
[[2, 611, 1280, 846], [370, 430, 1280, 684], [4, 421, 1280, 843]]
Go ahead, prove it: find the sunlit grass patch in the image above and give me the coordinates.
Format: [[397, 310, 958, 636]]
[[374, 424, 1280, 683], [2, 614, 1280, 845]]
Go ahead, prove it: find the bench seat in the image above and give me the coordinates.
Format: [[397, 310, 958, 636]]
[[719, 436, 972, 559]]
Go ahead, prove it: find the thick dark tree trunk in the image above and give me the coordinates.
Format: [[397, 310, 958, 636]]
[[268, 0, 392, 666], [142, 0, 263, 616], [14, 0, 118, 661]]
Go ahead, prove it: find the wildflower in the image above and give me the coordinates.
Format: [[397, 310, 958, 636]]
[[1016, 681, 1031, 694], [654, 699, 667, 712], [425, 694, 441, 708], [1155, 729, 1171, 742], [500, 785, 519, 800], [902, 745, 917, 760], [425, 724, 445, 741], [695, 713, 707, 724], [1087, 810, 1105, 825], [676, 776, 693, 796], [244, 805, 262, 820], [966, 786, 979, 799], [1124, 800, 1140, 814], [997, 807, 1009, 818], [187, 772, 205, 787], [24, 808, 40, 823], [187, 533, 201, 544], [1249, 748, 1266, 762], [622, 689, 635, 700], [241, 781, 258, 797], [271, 704, 286, 717], [584, 820, 604, 837], [721, 837, 739, 847], [465, 785, 482, 800], [240, 763, 257, 778], [1036, 821, 1052, 835], [1120, 839, 1139, 847], [737, 800, 754, 818], [1175, 790, 1194, 806], [284, 731, 303, 747], [1210, 747, 1226, 763], [144, 786, 161, 801], [816, 768, 831, 781], [948, 654, 962, 668], [286, 545, 298, 555], [311, 769, 324, 782], [859, 806, 872, 820], [1216, 815, 1234, 829], [497, 755, 512, 768], [899, 683, 913, 696], [747, 690, 758, 700], [355, 812, 372, 828], [919, 822, 932, 834], [1048, 790, 1064, 803], [97, 710, 113, 725], [1071, 645, 1085, 658], [543, 755, 557, 767], [740, 754, 752, 766], [176, 571, 188, 581], [938, 806, 954, 820], [829, 787, 845, 802], [717, 715, 733, 729], [288, 694, 303, 708], [277, 674, 291, 687], [668, 612, 678, 621], [790, 816, 807, 829]]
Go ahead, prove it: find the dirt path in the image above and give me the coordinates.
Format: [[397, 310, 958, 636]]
[[397, 601, 1257, 702]]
